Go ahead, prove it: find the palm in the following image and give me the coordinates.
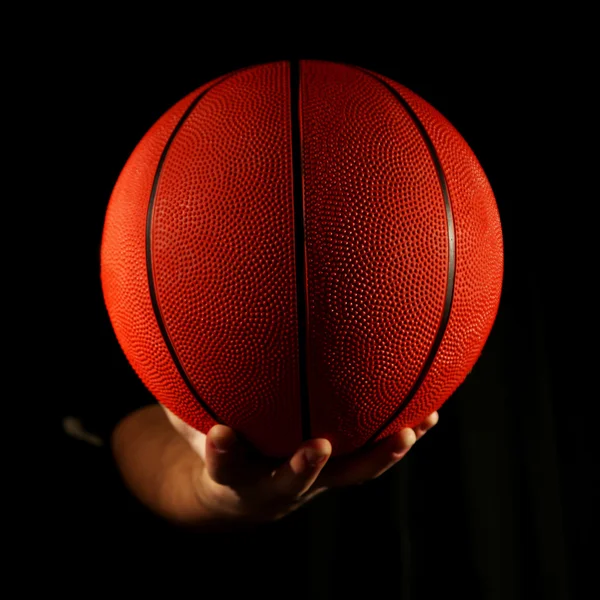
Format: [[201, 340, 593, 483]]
[[162, 406, 438, 523]]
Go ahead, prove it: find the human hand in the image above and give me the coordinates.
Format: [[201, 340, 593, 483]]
[[163, 406, 439, 525]]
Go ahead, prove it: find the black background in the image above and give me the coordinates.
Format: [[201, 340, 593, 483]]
[[32, 29, 594, 599]]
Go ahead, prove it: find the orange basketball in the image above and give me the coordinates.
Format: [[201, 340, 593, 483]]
[[100, 61, 503, 457]]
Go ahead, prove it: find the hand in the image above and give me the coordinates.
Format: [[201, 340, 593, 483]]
[[163, 406, 439, 525]]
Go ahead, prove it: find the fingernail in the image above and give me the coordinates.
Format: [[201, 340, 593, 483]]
[[303, 447, 329, 468], [211, 430, 237, 453]]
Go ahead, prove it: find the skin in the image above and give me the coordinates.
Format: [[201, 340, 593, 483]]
[[111, 404, 439, 531]]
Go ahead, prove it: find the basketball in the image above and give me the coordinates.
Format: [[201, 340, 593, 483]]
[[100, 60, 503, 457]]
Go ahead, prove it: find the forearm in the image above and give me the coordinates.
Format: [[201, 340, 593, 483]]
[[110, 405, 217, 528]]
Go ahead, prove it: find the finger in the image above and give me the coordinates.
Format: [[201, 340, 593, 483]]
[[320, 428, 416, 488], [414, 411, 439, 439], [269, 438, 332, 498], [204, 425, 263, 487]]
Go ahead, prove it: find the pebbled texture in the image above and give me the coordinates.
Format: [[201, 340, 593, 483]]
[[356, 67, 503, 447], [101, 60, 503, 457]]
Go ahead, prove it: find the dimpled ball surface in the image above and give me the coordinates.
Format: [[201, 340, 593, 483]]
[[101, 61, 503, 457]]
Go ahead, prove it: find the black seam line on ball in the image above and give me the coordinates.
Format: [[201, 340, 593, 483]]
[[290, 60, 311, 441], [146, 75, 237, 424], [359, 69, 457, 444]]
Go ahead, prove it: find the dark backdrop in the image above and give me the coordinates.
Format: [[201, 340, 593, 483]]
[[36, 34, 592, 599]]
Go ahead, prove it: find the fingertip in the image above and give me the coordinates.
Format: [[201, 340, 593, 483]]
[[417, 411, 439, 435], [270, 438, 332, 497], [314, 437, 333, 457], [302, 438, 332, 469], [208, 424, 237, 453], [429, 411, 440, 427], [390, 428, 416, 456], [402, 428, 417, 447]]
